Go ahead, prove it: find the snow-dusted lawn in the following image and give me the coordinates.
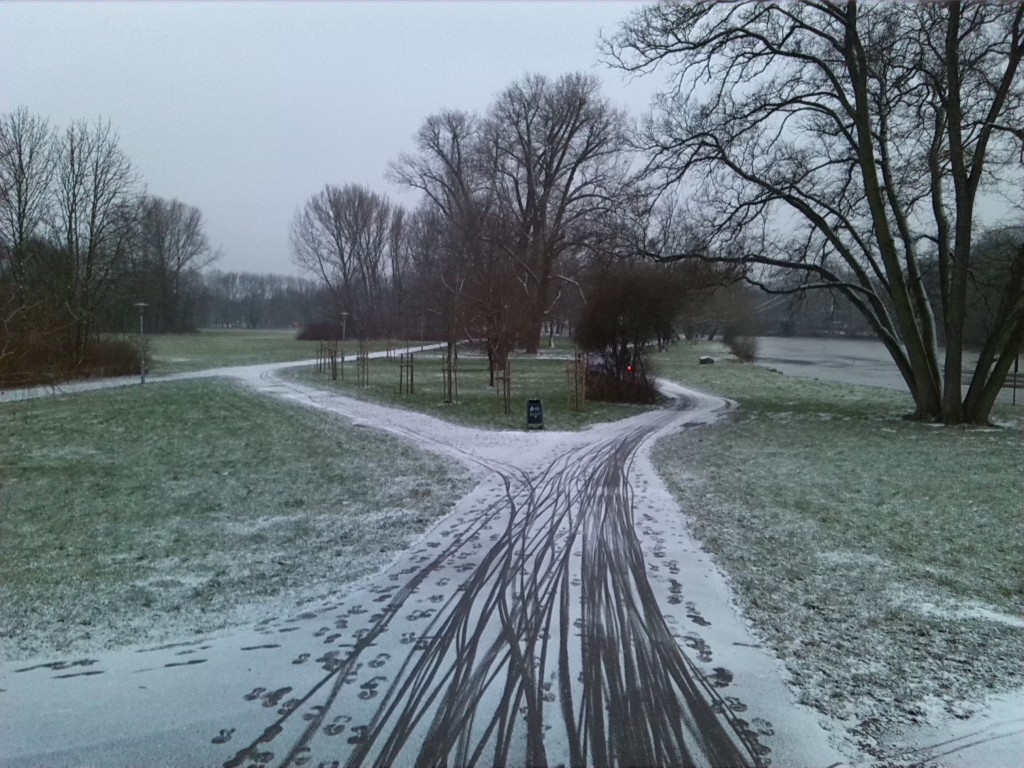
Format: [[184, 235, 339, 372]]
[[146, 329, 406, 375], [146, 329, 322, 374], [0, 378, 470, 661], [6, 332, 1020, 763], [650, 342, 1024, 757], [285, 349, 654, 431]]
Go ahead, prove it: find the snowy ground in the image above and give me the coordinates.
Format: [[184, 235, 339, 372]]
[[2, 357, 848, 768], [2, 347, 1020, 766], [0, 374, 471, 661], [651, 346, 1024, 768]]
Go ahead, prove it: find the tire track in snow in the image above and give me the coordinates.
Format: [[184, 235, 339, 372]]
[[217, 372, 767, 768]]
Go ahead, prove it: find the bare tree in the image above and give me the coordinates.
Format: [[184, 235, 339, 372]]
[[605, 1, 1024, 424], [390, 110, 513, 373], [135, 196, 218, 333], [50, 118, 142, 363], [406, 205, 463, 345], [482, 72, 634, 353], [384, 206, 413, 338], [0, 107, 56, 300], [290, 183, 399, 338]]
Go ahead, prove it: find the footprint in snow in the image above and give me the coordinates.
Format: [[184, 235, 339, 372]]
[[751, 717, 774, 736], [725, 695, 748, 712], [261, 687, 293, 708], [303, 705, 326, 722], [323, 714, 351, 736], [708, 667, 733, 688]]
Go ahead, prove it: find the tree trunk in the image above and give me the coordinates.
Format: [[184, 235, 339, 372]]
[[964, 326, 1023, 424], [522, 309, 543, 355]]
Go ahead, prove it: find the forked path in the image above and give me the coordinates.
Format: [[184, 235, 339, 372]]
[[0, 363, 847, 768]]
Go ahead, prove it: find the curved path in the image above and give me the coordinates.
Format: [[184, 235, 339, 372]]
[[0, 358, 847, 768]]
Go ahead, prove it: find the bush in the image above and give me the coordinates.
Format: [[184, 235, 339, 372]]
[[78, 338, 146, 379], [721, 288, 760, 361], [724, 333, 759, 362], [0, 331, 143, 387], [297, 321, 344, 341], [585, 361, 661, 404]]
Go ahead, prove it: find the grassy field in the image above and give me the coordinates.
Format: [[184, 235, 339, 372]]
[[648, 341, 1024, 735], [7, 327, 1021, 749], [145, 329, 413, 375], [0, 378, 470, 660], [144, 328, 316, 374], [285, 346, 654, 431]]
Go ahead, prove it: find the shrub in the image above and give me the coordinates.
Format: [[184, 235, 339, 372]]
[[78, 338, 146, 379], [297, 321, 344, 341], [585, 360, 661, 404], [724, 333, 759, 362], [0, 330, 143, 387]]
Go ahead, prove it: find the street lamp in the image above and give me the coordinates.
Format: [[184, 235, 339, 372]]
[[133, 302, 147, 385]]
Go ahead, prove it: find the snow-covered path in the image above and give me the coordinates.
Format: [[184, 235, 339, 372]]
[[0, 360, 848, 767]]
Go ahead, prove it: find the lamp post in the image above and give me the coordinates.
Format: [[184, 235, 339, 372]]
[[133, 302, 148, 385]]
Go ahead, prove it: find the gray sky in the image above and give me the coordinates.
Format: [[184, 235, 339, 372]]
[[2, 0, 660, 277]]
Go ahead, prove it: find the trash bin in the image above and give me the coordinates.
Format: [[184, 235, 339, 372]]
[[526, 399, 544, 429]]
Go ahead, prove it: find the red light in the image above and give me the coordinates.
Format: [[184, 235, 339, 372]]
[[627, 365, 633, 373]]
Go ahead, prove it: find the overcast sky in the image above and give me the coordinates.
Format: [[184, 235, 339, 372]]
[[2, 0, 662, 277]]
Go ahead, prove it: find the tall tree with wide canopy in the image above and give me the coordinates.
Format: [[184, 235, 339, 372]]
[[290, 183, 399, 339], [135, 196, 218, 333], [51, 118, 142, 363], [605, 1, 1024, 424], [483, 72, 633, 353], [390, 111, 491, 363], [390, 110, 524, 379]]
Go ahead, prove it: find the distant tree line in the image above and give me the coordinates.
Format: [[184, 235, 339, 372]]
[[0, 107, 217, 385], [759, 232, 1023, 348], [201, 270, 325, 329]]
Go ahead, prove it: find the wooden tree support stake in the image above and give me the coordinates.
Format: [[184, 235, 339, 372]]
[[495, 361, 511, 414], [566, 350, 587, 412], [398, 352, 415, 395], [441, 342, 459, 403], [357, 340, 370, 387]]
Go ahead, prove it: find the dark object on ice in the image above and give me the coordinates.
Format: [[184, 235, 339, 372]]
[[699, 356, 715, 365]]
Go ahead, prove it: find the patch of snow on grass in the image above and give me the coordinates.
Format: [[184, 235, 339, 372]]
[[894, 594, 1024, 630], [650, 344, 1023, 765], [0, 376, 473, 661]]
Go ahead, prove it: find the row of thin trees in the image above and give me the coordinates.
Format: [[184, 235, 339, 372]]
[[10, 3, 1020, 424], [293, 3, 1024, 425], [202, 271, 325, 330], [0, 108, 216, 384], [291, 72, 670, 386]]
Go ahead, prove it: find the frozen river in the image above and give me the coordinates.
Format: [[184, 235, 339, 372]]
[[755, 336, 1022, 406]]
